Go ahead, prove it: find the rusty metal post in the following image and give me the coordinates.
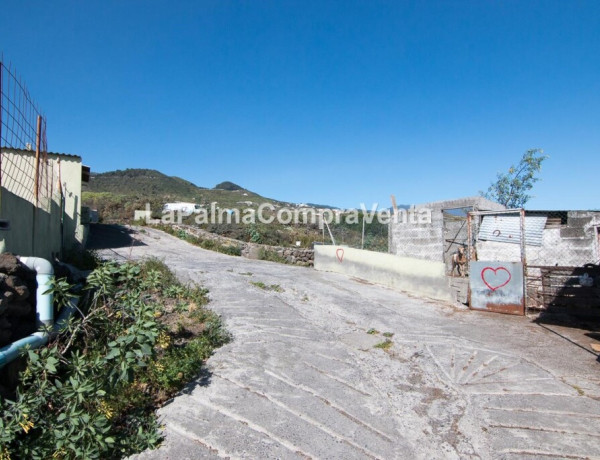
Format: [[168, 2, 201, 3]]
[[0, 60, 3, 189], [520, 208, 527, 316], [34, 115, 42, 205]]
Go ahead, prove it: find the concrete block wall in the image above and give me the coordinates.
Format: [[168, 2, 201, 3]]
[[390, 210, 444, 262], [389, 196, 505, 263], [478, 211, 600, 267]]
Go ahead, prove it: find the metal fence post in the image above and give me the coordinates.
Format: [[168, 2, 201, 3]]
[[0, 60, 3, 189], [520, 208, 527, 316]]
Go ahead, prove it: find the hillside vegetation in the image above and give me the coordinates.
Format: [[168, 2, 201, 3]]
[[87, 169, 203, 198], [83, 168, 388, 252], [83, 169, 284, 222]]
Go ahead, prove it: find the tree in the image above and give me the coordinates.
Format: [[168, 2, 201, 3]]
[[482, 149, 548, 208]]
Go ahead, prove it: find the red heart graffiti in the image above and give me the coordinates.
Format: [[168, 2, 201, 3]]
[[481, 266, 511, 291], [336, 248, 344, 263]]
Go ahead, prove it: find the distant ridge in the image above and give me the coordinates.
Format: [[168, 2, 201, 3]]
[[88, 169, 204, 198], [85, 168, 340, 212], [214, 181, 244, 191]]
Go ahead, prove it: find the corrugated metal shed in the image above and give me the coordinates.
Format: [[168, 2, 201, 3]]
[[479, 215, 547, 246]]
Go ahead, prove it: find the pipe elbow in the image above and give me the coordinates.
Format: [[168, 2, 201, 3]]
[[17, 256, 54, 327], [18, 256, 54, 276]]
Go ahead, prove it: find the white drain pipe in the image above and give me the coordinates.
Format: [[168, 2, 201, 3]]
[[18, 257, 54, 327]]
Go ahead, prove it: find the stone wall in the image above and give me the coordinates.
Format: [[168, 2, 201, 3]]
[[0, 254, 37, 348], [171, 225, 314, 266]]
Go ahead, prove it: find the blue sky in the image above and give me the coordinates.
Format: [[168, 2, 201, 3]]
[[1, 1, 598, 209]]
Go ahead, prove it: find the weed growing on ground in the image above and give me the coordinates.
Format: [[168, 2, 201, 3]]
[[367, 328, 379, 335], [382, 332, 394, 338], [250, 281, 283, 292], [155, 225, 243, 257], [374, 339, 393, 350]]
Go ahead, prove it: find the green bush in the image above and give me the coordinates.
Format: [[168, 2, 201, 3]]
[[200, 239, 216, 250], [217, 245, 241, 256], [258, 248, 288, 264], [0, 260, 229, 459]]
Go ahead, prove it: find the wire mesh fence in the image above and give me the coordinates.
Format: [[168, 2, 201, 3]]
[[320, 211, 389, 252], [523, 210, 600, 310], [467, 209, 600, 311], [0, 57, 51, 209]]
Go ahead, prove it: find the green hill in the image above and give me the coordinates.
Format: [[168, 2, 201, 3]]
[[82, 168, 388, 252], [214, 181, 244, 191], [83, 168, 287, 222], [87, 169, 203, 198]]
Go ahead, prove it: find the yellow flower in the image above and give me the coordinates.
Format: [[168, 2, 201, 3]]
[[52, 448, 66, 459], [154, 362, 165, 372], [0, 446, 11, 460], [157, 332, 171, 349], [18, 414, 34, 434], [97, 400, 114, 420]]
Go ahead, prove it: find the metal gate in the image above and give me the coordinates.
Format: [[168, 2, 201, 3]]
[[467, 209, 527, 315]]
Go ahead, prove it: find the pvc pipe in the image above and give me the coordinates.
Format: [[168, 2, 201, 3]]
[[0, 332, 48, 368], [0, 293, 80, 368], [0, 257, 56, 369], [18, 257, 54, 327]]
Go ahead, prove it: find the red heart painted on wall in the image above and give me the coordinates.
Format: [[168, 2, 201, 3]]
[[336, 248, 344, 263], [481, 267, 512, 291]]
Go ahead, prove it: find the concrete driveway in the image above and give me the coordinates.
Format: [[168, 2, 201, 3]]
[[95, 226, 600, 460]]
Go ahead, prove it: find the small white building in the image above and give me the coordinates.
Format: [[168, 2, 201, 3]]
[[163, 202, 201, 216]]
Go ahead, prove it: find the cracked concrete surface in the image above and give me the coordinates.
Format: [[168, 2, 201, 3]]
[[95, 226, 600, 459]]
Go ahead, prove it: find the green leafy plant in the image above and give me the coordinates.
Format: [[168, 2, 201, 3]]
[[250, 281, 283, 292], [246, 224, 262, 243], [217, 245, 242, 256], [0, 259, 229, 459], [374, 339, 393, 350], [258, 249, 288, 264], [44, 277, 78, 313]]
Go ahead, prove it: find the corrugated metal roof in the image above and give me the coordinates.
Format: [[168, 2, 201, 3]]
[[479, 215, 547, 246]]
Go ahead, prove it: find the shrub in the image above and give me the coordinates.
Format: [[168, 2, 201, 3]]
[[217, 245, 241, 256], [200, 239, 216, 250], [0, 260, 229, 459], [258, 248, 288, 264]]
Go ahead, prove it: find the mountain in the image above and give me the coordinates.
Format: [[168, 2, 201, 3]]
[[83, 169, 291, 222], [87, 169, 203, 198], [214, 181, 244, 191], [82, 168, 388, 252]]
